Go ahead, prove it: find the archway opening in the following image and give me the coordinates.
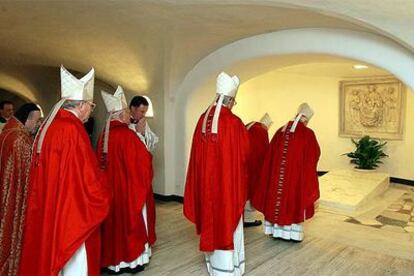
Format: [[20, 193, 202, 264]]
[[181, 52, 414, 261], [168, 28, 414, 260], [169, 28, 414, 198]]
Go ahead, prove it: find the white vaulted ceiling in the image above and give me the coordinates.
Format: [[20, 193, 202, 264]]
[[1, 0, 413, 103]]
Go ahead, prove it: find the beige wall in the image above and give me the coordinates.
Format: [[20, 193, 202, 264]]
[[186, 71, 414, 181]]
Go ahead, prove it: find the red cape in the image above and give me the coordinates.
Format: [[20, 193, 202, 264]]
[[19, 109, 111, 276], [252, 121, 320, 225], [96, 120, 156, 267], [184, 106, 249, 252], [0, 118, 33, 276], [246, 122, 269, 199]]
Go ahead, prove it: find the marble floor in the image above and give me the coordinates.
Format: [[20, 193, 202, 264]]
[[111, 184, 414, 276], [345, 187, 414, 234]]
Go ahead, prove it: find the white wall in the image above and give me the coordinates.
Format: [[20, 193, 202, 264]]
[[231, 71, 414, 179]]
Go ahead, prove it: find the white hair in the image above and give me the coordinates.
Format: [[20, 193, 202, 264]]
[[62, 100, 83, 110], [216, 95, 234, 107]]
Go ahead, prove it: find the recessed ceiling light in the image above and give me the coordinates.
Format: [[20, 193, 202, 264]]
[[353, 64, 369, 70]]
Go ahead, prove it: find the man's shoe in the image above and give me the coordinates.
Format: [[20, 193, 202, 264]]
[[125, 265, 145, 274], [244, 220, 262, 227]]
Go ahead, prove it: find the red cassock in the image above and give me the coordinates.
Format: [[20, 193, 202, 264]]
[[252, 121, 320, 225], [246, 122, 269, 200], [96, 120, 156, 267], [0, 117, 33, 276], [18, 109, 111, 276], [184, 106, 249, 252]]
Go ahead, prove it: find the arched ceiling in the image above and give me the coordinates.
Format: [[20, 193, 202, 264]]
[[224, 54, 391, 84], [166, 0, 414, 51], [257, 0, 414, 50], [0, 1, 379, 98], [0, 1, 413, 103]]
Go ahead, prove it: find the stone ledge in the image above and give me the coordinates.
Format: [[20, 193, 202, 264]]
[[319, 169, 390, 215]]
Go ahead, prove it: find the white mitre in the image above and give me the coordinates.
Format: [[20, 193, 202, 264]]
[[101, 86, 127, 113], [101, 86, 128, 156], [297, 103, 314, 121], [290, 102, 314, 133], [260, 113, 273, 129], [36, 65, 95, 154], [61, 65, 95, 101], [202, 72, 240, 134], [216, 72, 240, 97]]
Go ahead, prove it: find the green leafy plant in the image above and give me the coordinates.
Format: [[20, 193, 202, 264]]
[[344, 135, 388, 170]]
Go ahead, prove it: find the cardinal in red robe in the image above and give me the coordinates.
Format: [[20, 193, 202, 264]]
[[252, 103, 320, 242], [0, 104, 42, 276], [184, 72, 249, 276], [19, 66, 110, 276], [97, 87, 156, 274], [243, 113, 272, 227]]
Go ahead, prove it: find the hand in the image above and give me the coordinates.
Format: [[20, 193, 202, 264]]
[[135, 118, 146, 135]]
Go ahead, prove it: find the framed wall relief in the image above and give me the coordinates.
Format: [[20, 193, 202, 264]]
[[339, 77, 406, 140]]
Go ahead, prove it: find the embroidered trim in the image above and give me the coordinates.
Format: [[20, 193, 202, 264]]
[[0, 128, 32, 275], [274, 125, 292, 222], [202, 108, 217, 142]]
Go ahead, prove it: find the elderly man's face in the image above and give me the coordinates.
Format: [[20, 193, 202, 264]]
[[1, 103, 14, 119], [79, 101, 95, 123], [130, 105, 148, 122]]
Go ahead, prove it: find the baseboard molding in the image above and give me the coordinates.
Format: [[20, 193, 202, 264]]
[[317, 171, 328, 176], [317, 171, 414, 186], [390, 177, 414, 186], [154, 193, 184, 203]]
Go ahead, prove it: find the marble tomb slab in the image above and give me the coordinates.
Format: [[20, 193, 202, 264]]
[[319, 169, 390, 215]]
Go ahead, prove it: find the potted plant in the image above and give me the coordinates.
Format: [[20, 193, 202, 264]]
[[344, 135, 388, 171]]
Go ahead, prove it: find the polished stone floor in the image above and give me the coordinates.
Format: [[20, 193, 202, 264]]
[[109, 184, 414, 275], [345, 187, 414, 233]]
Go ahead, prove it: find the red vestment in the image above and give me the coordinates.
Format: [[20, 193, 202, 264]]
[[18, 109, 111, 276], [0, 118, 33, 276], [252, 121, 320, 225], [184, 107, 249, 252], [96, 120, 156, 267], [246, 122, 269, 200]]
